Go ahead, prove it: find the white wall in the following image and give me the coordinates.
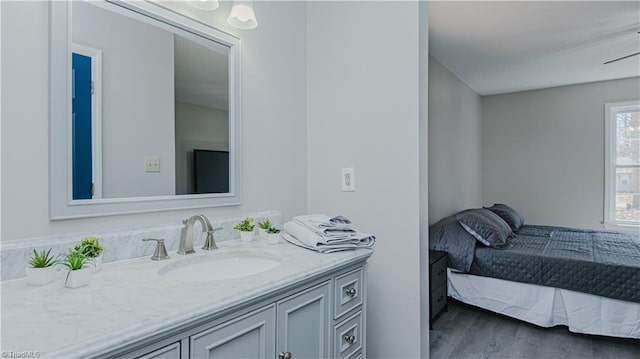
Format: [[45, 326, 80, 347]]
[[428, 57, 482, 224], [482, 77, 640, 229], [174, 102, 229, 195], [73, 2, 176, 198], [1, 1, 308, 241], [418, 2, 431, 355], [307, 2, 426, 358]]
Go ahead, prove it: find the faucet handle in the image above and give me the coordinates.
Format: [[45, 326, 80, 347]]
[[142, 238, 170, 261], [202, 227, 223, 251]]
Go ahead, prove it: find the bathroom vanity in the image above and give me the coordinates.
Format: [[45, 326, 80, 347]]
[[1, 240, 371, 359]]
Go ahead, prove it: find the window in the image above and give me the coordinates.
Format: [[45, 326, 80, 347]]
[[604, 101, 640, 227]]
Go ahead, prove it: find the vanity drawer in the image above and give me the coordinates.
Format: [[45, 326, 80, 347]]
[[334, 267, 364, 320], [135, 342, 180, 359], [334, 311, 363, 359]]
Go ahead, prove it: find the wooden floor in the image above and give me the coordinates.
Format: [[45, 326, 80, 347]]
[[430, 300, 640, 359]]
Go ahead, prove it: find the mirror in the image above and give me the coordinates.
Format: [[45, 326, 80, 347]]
[[50, 0, 242, 219]]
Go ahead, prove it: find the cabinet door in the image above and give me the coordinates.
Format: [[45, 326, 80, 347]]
[[190, 304, 276, 359], [136, 342, 181, 359], [277, 281, 332, 359]]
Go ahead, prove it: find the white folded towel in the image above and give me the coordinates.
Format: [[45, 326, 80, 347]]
[[294, 214, 352, 228], [293, 214, 356, 239], [283, 221, 375, 249], [283, 233, 360, 253]]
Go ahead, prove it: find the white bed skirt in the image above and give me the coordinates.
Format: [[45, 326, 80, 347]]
[[448, 269, 640, 339]]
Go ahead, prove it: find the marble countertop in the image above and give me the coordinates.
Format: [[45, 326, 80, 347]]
[[1, 240, 372, 358]]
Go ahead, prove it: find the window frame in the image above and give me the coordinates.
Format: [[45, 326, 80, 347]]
[[603, 100, 640, 229]]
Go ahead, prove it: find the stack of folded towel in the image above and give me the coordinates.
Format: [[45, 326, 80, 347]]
[[282, 214, 376, 253]]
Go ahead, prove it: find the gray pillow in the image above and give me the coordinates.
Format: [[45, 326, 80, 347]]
[[456, 208, 512, 248], [429, 212, 479, 272], [484, 203, 524, 231]]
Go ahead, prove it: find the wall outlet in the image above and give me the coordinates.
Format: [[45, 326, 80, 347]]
[[341, 167, 355, 191], [144, 157, 160, 172]]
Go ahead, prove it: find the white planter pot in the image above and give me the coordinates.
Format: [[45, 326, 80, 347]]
[[25, 266, 56, 286], [240, 231, 255, 242], [267, 233, 281, 245], [258, 228, 268, 240], [90, 254, 103, 273], [65, 268, 91, 289]]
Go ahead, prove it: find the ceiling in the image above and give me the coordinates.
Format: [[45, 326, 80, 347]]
[[429, 1, 640, 95], [174, 34, 229, 110]]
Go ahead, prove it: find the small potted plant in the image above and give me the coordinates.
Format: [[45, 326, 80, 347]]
[[234, 217, 255, 242], [73, 236, 104, 273], [266, 227, 281, 245], [26, 248, 57, 286], [60, 250, 94, 289], [257, 218, 272, 240]]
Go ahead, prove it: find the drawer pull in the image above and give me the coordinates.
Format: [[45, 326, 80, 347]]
[[343, 334, 356, 345], [345, 288, 357, 297], [278, 352, 292, 359]]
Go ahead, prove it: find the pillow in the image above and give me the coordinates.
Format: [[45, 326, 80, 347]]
[[429, 212, 479, 272], [483, 203, 524, 231], [456, 208, 512, 248]]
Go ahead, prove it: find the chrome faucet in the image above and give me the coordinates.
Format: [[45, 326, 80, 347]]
[[178, 214, 214, 254]]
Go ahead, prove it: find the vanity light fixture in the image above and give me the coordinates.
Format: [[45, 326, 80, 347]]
[[185, 0, 258, 30], [227, 0, 258, 29], [186, 0, 219, 11]]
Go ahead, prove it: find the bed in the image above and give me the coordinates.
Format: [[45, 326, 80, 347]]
[[429, 205, 640, 339]]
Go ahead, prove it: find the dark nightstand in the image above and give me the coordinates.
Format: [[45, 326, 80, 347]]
[[429, 250, 448, 328]]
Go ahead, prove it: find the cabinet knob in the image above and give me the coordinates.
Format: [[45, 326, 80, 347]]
[[278, 352, 292, 359], [343, 334, 356, 345], [345, 287, 357, 297]]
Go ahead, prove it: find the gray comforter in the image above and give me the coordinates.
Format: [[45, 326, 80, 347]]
[[471, 225, 640, 303], [429, 216, 640, 303]]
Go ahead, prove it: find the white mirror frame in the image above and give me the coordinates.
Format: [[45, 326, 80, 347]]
[[49, 0, 242, 220]]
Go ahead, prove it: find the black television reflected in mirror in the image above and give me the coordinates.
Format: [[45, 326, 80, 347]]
[[193, 150, 229, 194]]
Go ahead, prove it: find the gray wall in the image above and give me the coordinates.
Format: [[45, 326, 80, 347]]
[[174, 102, 229, 195], [306, 2, 426, 357], [428, 57, 482, 224], [482, 77, 640, 228], [1, 1, 308, 240]]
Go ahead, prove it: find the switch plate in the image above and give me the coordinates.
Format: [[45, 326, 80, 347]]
[[341, 167, 355, 191], [145, 157, 160, 172]]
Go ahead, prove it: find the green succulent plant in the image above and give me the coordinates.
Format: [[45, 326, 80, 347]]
[[29, 248, 57, 268], [258, 218, 272, 230], [60, 250, 94, 285], [266, 227, 281, 234], [234, 217, 255, 232], [60, 250, 94, 271], [73, 236, 104, 258]]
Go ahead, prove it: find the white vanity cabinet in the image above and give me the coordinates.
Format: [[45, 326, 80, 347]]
[[189, 304, 276, 358], [276, 281, 332, 359], [113, 262, 367, 359]]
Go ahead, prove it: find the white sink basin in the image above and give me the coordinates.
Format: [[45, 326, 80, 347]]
[[159, 251, 281, 282]]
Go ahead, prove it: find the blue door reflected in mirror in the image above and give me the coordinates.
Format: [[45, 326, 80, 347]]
[[72, 53, 93, 200]]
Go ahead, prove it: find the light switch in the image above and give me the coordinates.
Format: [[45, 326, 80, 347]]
[[341, 167, 355, 191], [145, 157, 160, 172]]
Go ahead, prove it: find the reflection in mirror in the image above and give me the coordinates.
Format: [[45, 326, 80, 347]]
[[71, 1, 230, 200], [50, 0, 241, 219]]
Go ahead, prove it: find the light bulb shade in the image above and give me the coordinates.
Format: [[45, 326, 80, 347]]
[[227, 0, 258, 29], [186, 0, 219, 11]]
